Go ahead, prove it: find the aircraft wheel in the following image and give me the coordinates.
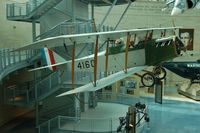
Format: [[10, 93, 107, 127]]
[[141, 72, 155, 87], [153, 66, 167, 80]]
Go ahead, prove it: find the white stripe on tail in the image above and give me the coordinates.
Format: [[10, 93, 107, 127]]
[[41, 47, 66, 71]]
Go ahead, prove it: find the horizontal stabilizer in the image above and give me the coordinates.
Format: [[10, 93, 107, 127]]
[[56, 66, 147, 97]]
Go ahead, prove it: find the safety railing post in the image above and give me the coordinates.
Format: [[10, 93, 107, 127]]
[[18, 51, 21, 62], [58, 116, 61, 129], [3, 49, 6, 68], [35, 84, 38, 100], [48, 120, 51, 133], [38, 126, 40, 133], [0, 51, 2, 71], [13, 48, 16, 64], [110, 118, 112, 132], [26, 90, 29, 104], [7, 49, 11, 66]]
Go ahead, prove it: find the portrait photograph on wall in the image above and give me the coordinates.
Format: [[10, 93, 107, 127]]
[[179, 28, 194, 50]]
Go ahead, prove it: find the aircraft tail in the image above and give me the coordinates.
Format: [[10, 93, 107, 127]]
[[41, 47, 66, 71]]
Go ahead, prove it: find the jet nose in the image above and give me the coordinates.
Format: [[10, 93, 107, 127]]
[[171, 7, 183, 16]]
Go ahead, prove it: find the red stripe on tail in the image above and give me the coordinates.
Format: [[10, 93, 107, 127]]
[[48, 49, 57, 71]]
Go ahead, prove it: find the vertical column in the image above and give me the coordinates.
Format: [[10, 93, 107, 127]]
[[34, 68, 39, 126], [127, 107, 136, 133], [7, 49, 11, 66], [13, 48, 16, 64], [72, 42, 76, 88], [72, 0, 76, 22], [84, 92, 89, 111], [32, 20, 36, 42], [0, 51, 2, 71], [74, 94, 80, 120], [18, 51, 21, 62], [35, 102, 39, 126], [3, 49, 6, 68]]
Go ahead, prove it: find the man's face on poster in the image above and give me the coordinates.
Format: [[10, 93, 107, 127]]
[[180, 32, 192, 49]]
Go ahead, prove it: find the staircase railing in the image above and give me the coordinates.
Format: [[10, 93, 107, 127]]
[[6, 0, 62, 19], [38, 93, 146, 133], [0, 48, 39, 80]]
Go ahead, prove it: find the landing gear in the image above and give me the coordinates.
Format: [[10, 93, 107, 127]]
[[141, 66, 166, 87], [153, 66, 167, 80], [141, 72, 155, 87]]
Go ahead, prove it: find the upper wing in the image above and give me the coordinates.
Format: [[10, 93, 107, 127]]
[[56, 66, 147, 97], [16, 27, 181, 51]]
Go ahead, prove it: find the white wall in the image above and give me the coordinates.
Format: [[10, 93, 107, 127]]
[[0, 0, 37, 48]]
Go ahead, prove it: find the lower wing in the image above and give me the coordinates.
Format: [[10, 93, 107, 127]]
[[56, 66, 147, 97]]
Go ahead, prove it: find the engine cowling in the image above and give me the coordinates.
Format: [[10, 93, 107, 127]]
[[187, 0, 198, 9]]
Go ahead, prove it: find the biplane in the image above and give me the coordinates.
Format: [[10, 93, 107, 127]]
[[163, 0, 199, 16], [15, 27, 186, 97]]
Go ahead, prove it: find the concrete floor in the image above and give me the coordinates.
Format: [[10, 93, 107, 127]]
[[142, 97, 200, 133], [60, 103, 129, 132], [1, 96, 200, 133]]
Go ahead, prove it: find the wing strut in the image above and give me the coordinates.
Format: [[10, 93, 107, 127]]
[[105, 39, 109, 77], [131, 33, 137, 47], [149, 30, 153, 40], [72, 42, 76, 88], [125, 32, 130, 73], [172, 37, 177, 55], [163, 29, 166, 37], [94, 35, 99, 86], [144, 31, 149, 47]]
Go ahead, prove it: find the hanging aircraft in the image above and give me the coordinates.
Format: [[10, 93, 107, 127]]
[[15, 27, 186, 96], [162, 60, 200, 82], [162, 60, 200, 100], [163, 0, 200, 16]]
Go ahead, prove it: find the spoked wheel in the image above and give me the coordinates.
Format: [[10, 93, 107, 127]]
[[141, 72, 155, 87], [153, 66, 167, 80]]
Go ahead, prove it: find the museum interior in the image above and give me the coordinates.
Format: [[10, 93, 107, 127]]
[[0, 0, 200, 133]]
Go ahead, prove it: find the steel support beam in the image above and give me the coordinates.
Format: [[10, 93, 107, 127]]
[[32, 20, 36, 42], [99, 0, 118, 31], [114, 0, 132, 30], [72, 42, 76, 89]]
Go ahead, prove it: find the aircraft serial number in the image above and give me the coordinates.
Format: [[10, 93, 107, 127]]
[[77, 60, 94, 69]]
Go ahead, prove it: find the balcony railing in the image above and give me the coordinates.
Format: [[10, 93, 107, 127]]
[[0, 48, 39, 80], [7, 0, 47, 18], [35, 21, 114, 41], [4, 69, 117, 106]]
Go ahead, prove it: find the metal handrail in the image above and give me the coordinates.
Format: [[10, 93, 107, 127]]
[[0, 48, 39, 80], [37, 93, 147, 133]]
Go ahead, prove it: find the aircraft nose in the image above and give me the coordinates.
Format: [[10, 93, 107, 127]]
[[162, 62, 175, 68], [171, 7, 183, 16]]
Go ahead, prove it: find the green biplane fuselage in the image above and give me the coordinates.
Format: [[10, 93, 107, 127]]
[[108, 38, 179, 66]]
